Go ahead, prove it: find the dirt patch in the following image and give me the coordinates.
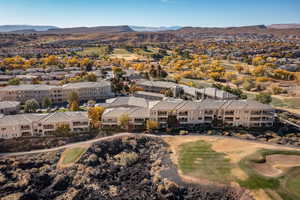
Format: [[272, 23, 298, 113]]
[[232, 167, 248, 180], [179, 172, 225, 187], [252, 154, 300, 177], [250, 189, 274, 200]]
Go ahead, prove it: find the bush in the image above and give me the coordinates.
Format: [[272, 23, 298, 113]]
[[114, 152, 139, 167], [255, 93, 272, 104], [179, 130, 188, 135]]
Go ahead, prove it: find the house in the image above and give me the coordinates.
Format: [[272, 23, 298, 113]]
[[0, 81, 114, 104], [102, 107, 149, 130], [195, 87, 238, 100], [220, 100, 274, 128], [0, 101, 20, 115], [16, 74, 39, 82], [62, 81, 114, 102], [136, 80, 238, 100], [0, 111, 89, 139], [99, 96, 149, 108], [134, 91, 166, 101], [136, 80, 179, 94], [101, 99, 275, 130], [0, 84, 61, 104], [123, 69, 143, 81], [149, 99, 186, 128]]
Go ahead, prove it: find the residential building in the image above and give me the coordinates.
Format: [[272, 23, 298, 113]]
[[0, 111, 89, 139], [136, 80, 238, 100], [0, 81, 114, 104], [134, 91, 166, 101], [0, 84, 60, 104], [182, 86, 238, 100], [97, 96, 149, 108], [62, 81, 114, 102], [101, 99, 275, 129], [102, 107, 149, 130], [136, 80, 181, 96], [0, 101, 20, 115]]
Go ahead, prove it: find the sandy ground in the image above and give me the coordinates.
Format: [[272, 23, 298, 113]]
[[252, 154, 300, 177]]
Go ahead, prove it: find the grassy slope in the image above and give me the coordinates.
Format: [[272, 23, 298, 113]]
[[61, 147, 87, 165]]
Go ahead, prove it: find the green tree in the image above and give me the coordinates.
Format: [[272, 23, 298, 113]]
[[243, 79, 256, 91], [118, 113, 130, 130], [255, 93, 272, 104], [24, 99, 40, 113], [42, 97, 52, 108], [69, 101, 79, 111], [55, 124, 71, 137], [88, 106, 106, 128], [85, 73, 97, 82], [68, 91, 79, 104], [8, 78, 20, 85], [146, 120, 159, 133]]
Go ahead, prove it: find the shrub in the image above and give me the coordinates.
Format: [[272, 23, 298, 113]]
[[179, 130, 188, 135], [114, 152, 139, 167], [270, 84, 283, 95], [255, 93, 272, 104]]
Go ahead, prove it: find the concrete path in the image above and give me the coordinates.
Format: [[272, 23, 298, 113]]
[[1, 132, 300, 157], [0, 132, 133, 157]]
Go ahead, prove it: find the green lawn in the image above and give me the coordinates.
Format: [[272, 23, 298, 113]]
[[61, 147, 87, 165], [178, 140, 300, 200], [76, 47, 104, 57], [238, 149, 300, 200], [182, 78, 213, 88], [285, 169, 300, 200], [178, 140, 234, 183], [245, 92, 300, 110], [113, 48, 131, 54], [271, 97, 300, 109], [244, 92, 256, 100]]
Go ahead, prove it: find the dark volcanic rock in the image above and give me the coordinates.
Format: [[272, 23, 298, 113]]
[[0, 135, 249, 200]]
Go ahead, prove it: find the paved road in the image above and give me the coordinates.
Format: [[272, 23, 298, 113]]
[[280, 118, 300, 130], [0, 132, 133, 157]]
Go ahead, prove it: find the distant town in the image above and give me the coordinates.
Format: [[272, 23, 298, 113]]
[[0, 24, 299, 142], [0, 22, 300, 200]]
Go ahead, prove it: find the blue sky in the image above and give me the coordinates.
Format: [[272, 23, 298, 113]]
[[0, 0, 299, 27]]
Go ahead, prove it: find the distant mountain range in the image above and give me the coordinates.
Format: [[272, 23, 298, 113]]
[[268, 24, 300, 29], [0, 25, 59, 32], [129, 26, 182, 32], [0, 24, 300, 36], [0, 24, 182, 33]]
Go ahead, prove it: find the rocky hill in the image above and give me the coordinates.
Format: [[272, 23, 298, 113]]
[[0, 135, 248, 200], [168, 25, 300, 40]]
